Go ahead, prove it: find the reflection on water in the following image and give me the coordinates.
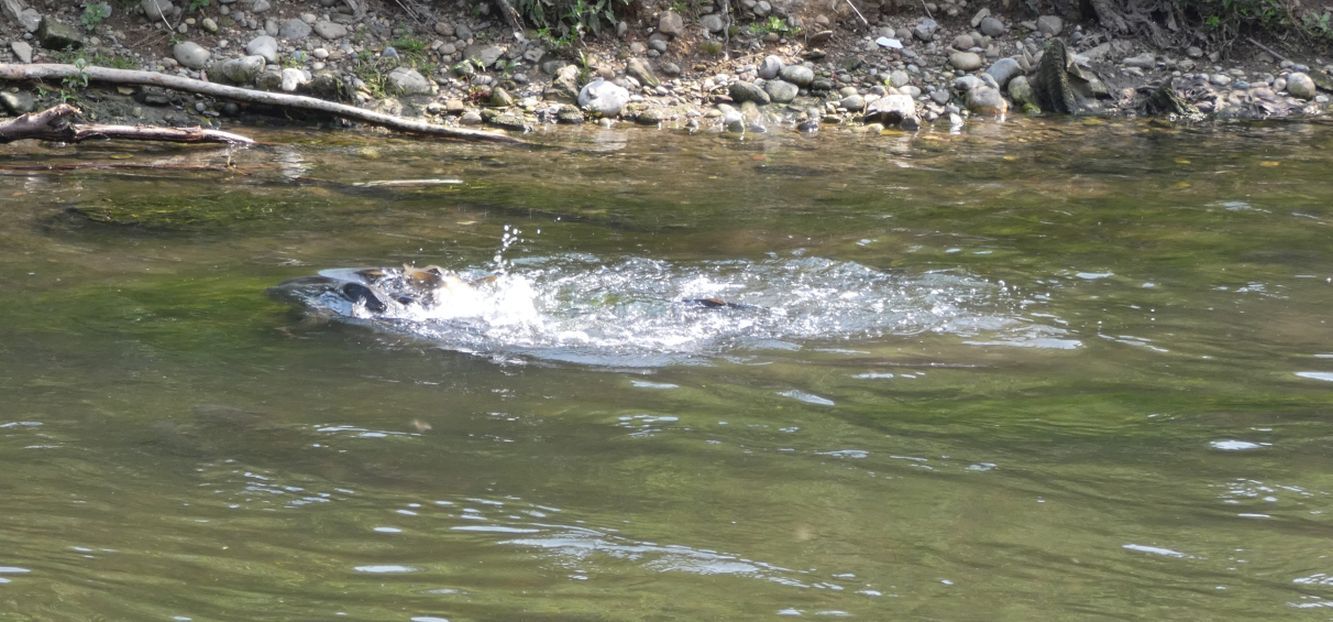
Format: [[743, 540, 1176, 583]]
[[0, 120, 1331, 619]]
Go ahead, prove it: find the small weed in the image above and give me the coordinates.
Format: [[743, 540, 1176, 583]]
[[187, 0, 210, 12], [748, 15, 798, 37], [699, 40, 724, 56], [81, 2, 112, 32], [54, 49, 138, 69]]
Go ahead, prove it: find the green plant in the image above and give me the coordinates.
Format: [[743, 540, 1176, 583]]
[[81, 2, 112, 31], [747, 15, 798, 37], [187, 0, 210, 12], [1187, 0, 1332, 50], [513, 0, 629, 42]]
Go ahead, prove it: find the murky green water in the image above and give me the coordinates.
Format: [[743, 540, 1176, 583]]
[[1, 119, 1331, 620]]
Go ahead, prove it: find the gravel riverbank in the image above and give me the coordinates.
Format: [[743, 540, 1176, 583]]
[[2, 0, 1330, 136]]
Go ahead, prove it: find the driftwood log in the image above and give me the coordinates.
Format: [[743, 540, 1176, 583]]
[[0, 103, 255, 145], [0, 63, 526, 145]]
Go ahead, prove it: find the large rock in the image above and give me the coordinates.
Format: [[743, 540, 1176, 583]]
[[387, 66, 433, 96], [314, 20, 348, 40], [216, 55, 266, 84], [778, 64, 814, 88], [658, 11, 684, 36], [728, 80, 771, 105], [763, 79, 799, 103], [464, 44, 505, 68], [172, 41, 210, 69], [14, 8, 40, 32], [949, 51, 984, 71], [966, 85, 1008, 116], [245, 35, 278, 63], [278, 18, 312, 40], [0, 90, 35, 114], [548, 64, 580, 102], [758, 55, 783, 80], [863, 93, 919, 129], [626, 57, 659, 88], [986, 57, 1022, 88], [578, 78, 629, 116], [36, 17, 84, 51], [1036, 15, 1063, 36], [700, 14, 724, 33], [1286, 72, 1316, 99]]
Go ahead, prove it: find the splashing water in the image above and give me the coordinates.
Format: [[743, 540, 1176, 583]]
[[272, 254, 1036, 366]]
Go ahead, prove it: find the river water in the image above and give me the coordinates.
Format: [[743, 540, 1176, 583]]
[[1, 119, 1330, 620]]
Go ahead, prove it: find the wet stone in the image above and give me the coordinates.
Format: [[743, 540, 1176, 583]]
[[764, 79, 799, 103], [728, 80, 771, 105]]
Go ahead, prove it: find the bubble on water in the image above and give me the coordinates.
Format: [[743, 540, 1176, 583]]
[[281, 254, 1050, 366], [1210, 440, 1266, 451]]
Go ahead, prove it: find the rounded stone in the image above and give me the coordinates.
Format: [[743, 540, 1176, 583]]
[[728, 80, 770, 105], [1036, 15, 1063, 36], [778, 64, 814, 87], [314, 20, 348, 40], [985, 57, 1022, 88], [245, 34, 278, 63], [978, 16, 1006, 37], [758, 55, 783, 80], [1286, 72, 1316, 99], [949, 51, 984, 71], [763, 79, 799, 103], [172, 40, 210, 69], [278, 17, 312, 40]]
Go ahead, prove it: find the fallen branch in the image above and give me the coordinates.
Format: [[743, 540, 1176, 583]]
[[0, 63, 526, 145], [1245, 36, 1291, 64], [0, 104, 255, 145]]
